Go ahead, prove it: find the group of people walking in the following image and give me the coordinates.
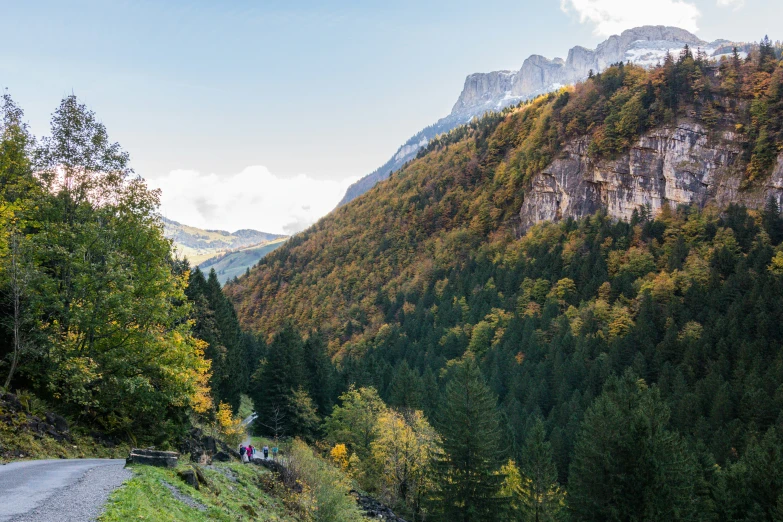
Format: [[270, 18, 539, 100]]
[[239, 443, 270, 463], [239, 444, 254, 463]]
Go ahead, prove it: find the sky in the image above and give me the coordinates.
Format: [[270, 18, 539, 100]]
[[2, 0, 781, 234]]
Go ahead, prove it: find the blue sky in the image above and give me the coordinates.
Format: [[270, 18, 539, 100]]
[[2, 0, 781, 233]]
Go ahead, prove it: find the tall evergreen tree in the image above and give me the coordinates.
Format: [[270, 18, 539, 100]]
[[721, 427, 783, 520], [185, 267, 250, 411], [568, 371, 705, 520], [250, 322, 305, 437], [205, 268, 246, 409], [762, 196, 783, 245], [519, 418, 564, 522], [303, 331, 336, 415], [388, 360, 425, 410], [433, 352, 507, 521]]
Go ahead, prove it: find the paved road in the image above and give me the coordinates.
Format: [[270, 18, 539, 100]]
[[240, 413, 280, 462], [0, 459, 130, 522]]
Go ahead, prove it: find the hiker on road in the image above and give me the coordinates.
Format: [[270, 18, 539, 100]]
[[240, 445, 249, 463]]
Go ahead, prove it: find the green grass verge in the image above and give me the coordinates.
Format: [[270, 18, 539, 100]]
[[100, 461, 298, 521]]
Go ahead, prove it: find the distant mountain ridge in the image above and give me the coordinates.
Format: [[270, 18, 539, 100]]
[[200, 237, 287, 284], [338, 25, 742, 206], [162, 217, 286, 270]]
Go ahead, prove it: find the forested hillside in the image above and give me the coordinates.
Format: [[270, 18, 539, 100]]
[[225, 40, 783, 518]]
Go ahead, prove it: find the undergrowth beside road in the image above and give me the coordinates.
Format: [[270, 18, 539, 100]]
[[0, 427, 129, 463], [0, 392, 130, 463]]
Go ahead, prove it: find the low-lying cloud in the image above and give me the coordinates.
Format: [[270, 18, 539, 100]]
[[560, 0, 701, 36], [146, 166, 358, 235], [716, 0, 744, 10]]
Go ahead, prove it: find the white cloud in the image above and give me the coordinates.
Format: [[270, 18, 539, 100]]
[[146, 166, 359, 235], [716, 0, 744, 10], [560, 0, 701, 37]]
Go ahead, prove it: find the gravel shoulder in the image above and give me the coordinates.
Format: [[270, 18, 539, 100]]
[[0, 459, 130, 522]]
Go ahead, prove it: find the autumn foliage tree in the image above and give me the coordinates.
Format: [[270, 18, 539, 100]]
[[0, 94, 212, 441]]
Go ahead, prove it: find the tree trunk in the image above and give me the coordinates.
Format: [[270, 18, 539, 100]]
[[4, 233, 24, 389]]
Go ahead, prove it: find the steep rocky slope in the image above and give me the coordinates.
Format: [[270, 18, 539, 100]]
[[520, 122, 783, 230], [338, 26, 742, 206]]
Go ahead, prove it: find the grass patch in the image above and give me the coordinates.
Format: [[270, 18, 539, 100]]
[[101, 461, 296, 521]]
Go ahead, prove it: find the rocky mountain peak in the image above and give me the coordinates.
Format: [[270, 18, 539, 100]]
[[452, 25, 718, 120], [338, 26, 743, 207]]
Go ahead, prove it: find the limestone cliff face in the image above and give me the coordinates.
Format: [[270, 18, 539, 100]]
[[452, 71, 516, 115], [519, 121, 783, 230]]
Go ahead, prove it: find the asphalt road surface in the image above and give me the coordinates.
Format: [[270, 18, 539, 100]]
[[0, 458, 130, 522]]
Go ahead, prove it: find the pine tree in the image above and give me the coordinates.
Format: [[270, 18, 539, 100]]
[[759, 35, 776, 72], [303, 331, 335, 415], [722, 427, 783, 519], [185, 267, 250, 411], [568, 371, 704, 520], [206, 268, 246, 408], [433, 352, 507, 521], [762, 196, 783, 245], [250, 322, 305, 437], [289, 385, 321, 442], [185, 267, 224, 396], [389, 360, 425, 409], [519, 418, 564, 521]]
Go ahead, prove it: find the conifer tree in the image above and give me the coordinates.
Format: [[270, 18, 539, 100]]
[[762, 196, 783, 244], [185, 267, 250, 411], [205, 268, 246, 409], [568, 371, 703, 520], [722, 427, 783, 519], [433, 352, 507, 521], [389, 360, 425, 410], [519, 418, 564, 521], [303, 331, 335, 415], [250, 323, 305, 437]]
